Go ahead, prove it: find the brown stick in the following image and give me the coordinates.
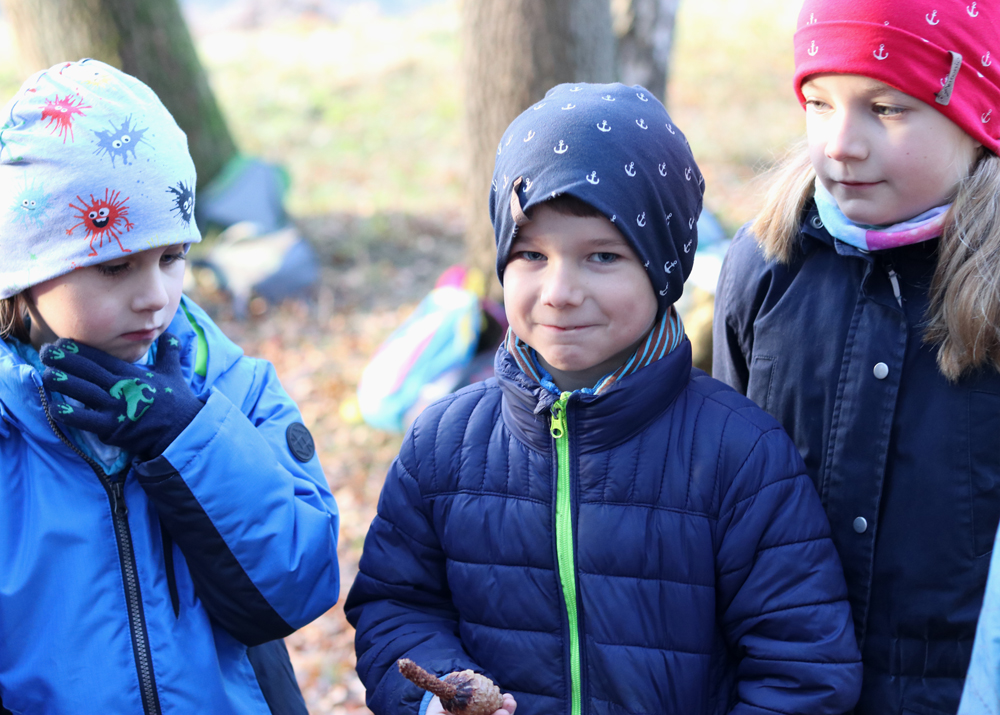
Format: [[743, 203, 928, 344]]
[[398, 658, 458, 701]]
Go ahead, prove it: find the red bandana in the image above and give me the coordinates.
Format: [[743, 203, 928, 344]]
[[793, 0, 1000, 153]]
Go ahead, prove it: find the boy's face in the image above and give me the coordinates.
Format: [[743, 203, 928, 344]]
[[26, 244, 187, 362], [503, 204, 657, 392]]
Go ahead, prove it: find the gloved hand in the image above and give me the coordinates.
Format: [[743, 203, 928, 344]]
[[40, 333, 204, 461]]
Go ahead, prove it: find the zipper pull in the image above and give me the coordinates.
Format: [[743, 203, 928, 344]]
[[550, 392, 571, 439], [111, 480, 128, 516], [887, 266, 903, 308]]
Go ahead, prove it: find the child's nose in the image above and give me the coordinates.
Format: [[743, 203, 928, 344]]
[[540, 261, 584, 307], [825, 110, 869, 162], [133, 271, 170, 313]]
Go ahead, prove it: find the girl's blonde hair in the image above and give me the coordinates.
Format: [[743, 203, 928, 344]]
[[752, 143, 1000, 382], [0, 294, 29, 344]]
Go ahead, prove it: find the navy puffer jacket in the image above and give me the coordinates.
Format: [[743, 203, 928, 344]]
[[346, 339, 862, 715]]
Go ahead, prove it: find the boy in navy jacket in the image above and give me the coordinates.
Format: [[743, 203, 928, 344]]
[[345, 83, 861, 715]]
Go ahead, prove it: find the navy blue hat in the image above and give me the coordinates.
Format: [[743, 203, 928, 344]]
[[490, 82, 704, 310]]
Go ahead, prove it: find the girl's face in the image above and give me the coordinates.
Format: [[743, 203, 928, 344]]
[[26, 245, 187, 362], [803, 73, 981, 226]]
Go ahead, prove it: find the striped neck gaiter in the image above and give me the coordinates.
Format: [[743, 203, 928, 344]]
[[505, 305, 685, 396]]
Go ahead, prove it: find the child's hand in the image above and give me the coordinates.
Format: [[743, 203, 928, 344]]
[[40, 332, 203, 460], [424, 693, 517, 715]]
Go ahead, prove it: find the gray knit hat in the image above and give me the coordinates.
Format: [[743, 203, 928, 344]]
[[0, 59, 200, 298]]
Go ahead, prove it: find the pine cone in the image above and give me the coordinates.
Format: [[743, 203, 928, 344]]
[[398, 658, 504, 715]]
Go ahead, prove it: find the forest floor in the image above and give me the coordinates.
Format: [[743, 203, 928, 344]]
[[0, 1, 805, 712]]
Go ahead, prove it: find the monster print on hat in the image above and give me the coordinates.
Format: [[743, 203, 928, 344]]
[[490, 82, 705, 311], [0, 59, 201, 299], [793, 0, 1000, 153]]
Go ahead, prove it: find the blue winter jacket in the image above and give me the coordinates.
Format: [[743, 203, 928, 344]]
[[713, 206, 1000, 715], [345, 339, 862, 715], [0, 297, 340, 715]]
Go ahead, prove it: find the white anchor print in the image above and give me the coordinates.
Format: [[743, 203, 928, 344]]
[[524, 178, 533, 192], [808, 40, 819, 57], [636, 118, 648, 129], [926, 10, 940, 25], [597, 120, 611, 132], [807, 12, 817, 24], [562, 103, 576, 110], [636, 92, 649, 102], [569, 86, 583, 92], [984, 51, 993, 67], [624, 162, 636, 177], [491, 179, 498, 192], [611, 215, 616, 223], [524, 130, 535, 142], [554, 140, 569, 154], [637, 212, 647, 227], [601, 95, 615, 101], [586, 171, 600, 185], [664, 260, 677, 274], [684, 167, 693, 181], [503, 174, 509, 189], [665, 123, 675, 134], [659, 285, 669, 296], [533, 103, 547, 111], [506, 135, 513, 146], [658, 163, 668, 177], [688, 217, 696, 230], [683, 240, 693, 253], [665, 213, 673, 222], [497, 143, 502, 156], [969, 2, 979, 17], [874, 44, 889, 60], [644, 260, 650, 268], [983, 109, 993, 123]]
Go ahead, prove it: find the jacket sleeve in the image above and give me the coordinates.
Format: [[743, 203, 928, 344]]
[[712, 224, 766, 394], [957, 527, 1000, 715], [344, 431, 481, 715], [134, 358, 340, 646], [714, 421, 862, 715]]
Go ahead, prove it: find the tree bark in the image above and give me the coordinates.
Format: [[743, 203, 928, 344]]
[[1, 0, 236, 188], [612, 0, 680, 104], [461, 0, 615, 298]]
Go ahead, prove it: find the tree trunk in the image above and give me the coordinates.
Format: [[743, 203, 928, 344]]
[[461, 0, 615, 298], [1, 0, 236, 188], [612, 0, 680, 104]]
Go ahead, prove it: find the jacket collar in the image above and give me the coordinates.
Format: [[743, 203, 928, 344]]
[[495, 339, 692, 454]]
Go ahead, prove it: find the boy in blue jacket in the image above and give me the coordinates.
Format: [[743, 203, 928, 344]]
[[0, 60, 339, 714], [345, 82, 862, 715]]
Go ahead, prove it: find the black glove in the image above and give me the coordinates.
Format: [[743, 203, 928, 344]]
[[41, 333, 204, 460]]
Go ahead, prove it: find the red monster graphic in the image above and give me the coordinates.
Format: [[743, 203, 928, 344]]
[[41, 94, 90, 143], [67, 189, 135, 256]]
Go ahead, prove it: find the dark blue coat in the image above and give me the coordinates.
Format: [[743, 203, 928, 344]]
[[346, 340, 861, 715], [713, 205, 1000, 715]]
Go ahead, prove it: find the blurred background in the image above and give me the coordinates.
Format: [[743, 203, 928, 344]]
[[0, 0, 805, 711]]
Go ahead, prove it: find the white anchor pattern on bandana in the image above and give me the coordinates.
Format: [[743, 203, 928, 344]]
[[794, 0, 1000, 154], [489, 82, 705, 310]]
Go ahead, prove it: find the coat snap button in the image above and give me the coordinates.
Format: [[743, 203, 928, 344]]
[[853, 517, 868, 533], [873, 362, 889, 380]]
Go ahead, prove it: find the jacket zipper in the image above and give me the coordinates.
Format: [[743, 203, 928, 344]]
[[551, 392, 582, 715], [886, 265, 903, 308], [36, 385, 162, 715]]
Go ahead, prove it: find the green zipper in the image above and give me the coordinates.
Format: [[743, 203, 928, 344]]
[[551, 391, 582, 715]]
